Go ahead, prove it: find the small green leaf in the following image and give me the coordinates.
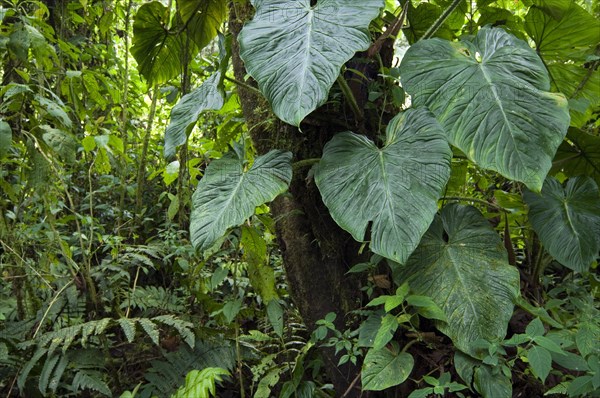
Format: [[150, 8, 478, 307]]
[[525, 318, 545, 338], [267, 300, 284, 338], [372, 314, 398, 351], [0, 120, 12, 157], [527, 345, 552, 383], [362, 348, 414, 391]]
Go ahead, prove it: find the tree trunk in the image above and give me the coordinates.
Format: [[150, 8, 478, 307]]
[[229, 4, 367, 395]]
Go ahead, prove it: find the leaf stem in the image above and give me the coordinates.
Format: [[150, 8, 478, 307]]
[[293, 158, 320, 170], [441, 196, 507, 212], [337, 74, 364, 122], [224, 75, 262, 95], [420, 0, 463, 41]]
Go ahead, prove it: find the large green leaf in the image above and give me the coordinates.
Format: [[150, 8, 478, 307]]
[[164, 72, 224, 159], [132, 2, 184, 85], [400, 26, 570, 192], [238, 0, 383, 126], [190, 149, 292, 251], [394, 204, 520, 357], [524, 3, 600, 126], [178, 0, 226, 50], [361, 348, 414, 391], [314, 109, 451, 264], [523, 176, 600, 272], [552, 129, 600, 185]]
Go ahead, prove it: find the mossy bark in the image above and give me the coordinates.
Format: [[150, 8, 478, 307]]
[[229, 3, 366, 395]]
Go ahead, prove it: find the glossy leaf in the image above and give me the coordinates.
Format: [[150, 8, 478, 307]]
[[190, 150, 292, 251], [315, 109, 451, 264], [362, 348, 414, 391], [238, 0, 383, 126], [394, 204, 520, 357], [523, 176, 600, 272], [400, 26, 569, 191]]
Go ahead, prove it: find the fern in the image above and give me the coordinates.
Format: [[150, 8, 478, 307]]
[[171, 368, 230, 398], [140, 340, 236, 398], [72, 369, 112, 397]]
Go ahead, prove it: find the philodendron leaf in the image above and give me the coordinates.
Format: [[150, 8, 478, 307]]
[[362, 348, 414, 391], [178, 0, 226, 50], [394, 204, 520, 357], [164, 72, 224, 159], [238, 0, 383, 126], [164, 34, 231, 159], [190, 150, 292, 251], [315, 109, 451, 264], [523, 176, 600, 272], [132, 2, 184, 85], [552, 129, 600, 185], [400, 26, 570, 191]]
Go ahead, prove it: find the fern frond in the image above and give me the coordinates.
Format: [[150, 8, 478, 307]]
[[152, 315, 195, 348], [72, 369, 112, 397], [171, 368, 230, 398]]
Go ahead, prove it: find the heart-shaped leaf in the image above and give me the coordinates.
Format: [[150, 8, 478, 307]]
[[190, 149, 292, 251], [314, 108, 451, 264], [362, 348, 414, 391], [132, 2, 185, 85], [523, 176, 600, 272], [400, 26, 570, 191], [238, 0, 383, 126], [394, 204, 520, 357], [524, 3, 600, 127], [178, 0, 226, 50]]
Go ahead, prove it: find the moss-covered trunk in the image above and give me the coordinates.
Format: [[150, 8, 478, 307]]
[[229, 4, 366, 395]]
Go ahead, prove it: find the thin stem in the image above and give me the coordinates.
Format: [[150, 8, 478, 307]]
[[32, 281, 73, 339], [442, 196, 507, 212], [420, 0, 463, 41], [224, 75, 262, 95], [337, 74, 364, 122]]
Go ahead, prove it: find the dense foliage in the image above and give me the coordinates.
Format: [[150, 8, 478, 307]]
[[0, 0, 599, 397]]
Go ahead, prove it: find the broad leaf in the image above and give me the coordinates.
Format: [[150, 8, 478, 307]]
[[523, 176, 600, 272], [315, 109, 451, 264], [400, 26, 569, 191], [190, 150, 292, 251], [238, 0, 383, 126], [132, 2, 184, 85], [178, 0, 226, 50], [362, 348, 414, 391], [164, 72, 224, 159], [394, 204, 520, 357], [552, 129, 600, 185], [525, 3, 600, 126]]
